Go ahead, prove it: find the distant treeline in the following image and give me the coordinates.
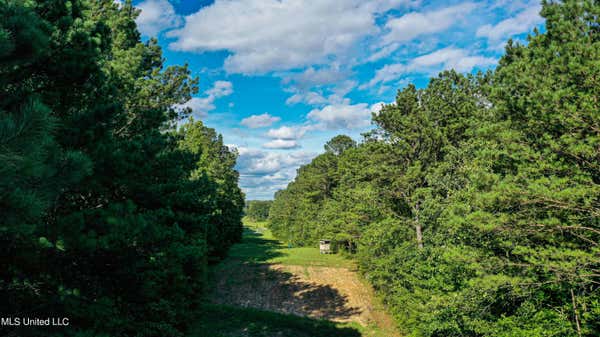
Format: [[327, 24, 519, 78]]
[[269, 1, 599, 336], [245, 200, 273, 221], [1, 1, 243, 337]]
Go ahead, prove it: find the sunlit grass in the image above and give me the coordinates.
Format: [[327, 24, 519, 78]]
[[236, 217, 354, 268]]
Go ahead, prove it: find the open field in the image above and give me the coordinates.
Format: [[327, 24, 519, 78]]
[[193, 219, 401, 337], [224, 219, 355, 268]]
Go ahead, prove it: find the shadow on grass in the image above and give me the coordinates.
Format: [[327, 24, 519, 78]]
[[208, 228, 361, 324], [209, 263, 362, 321], [223, 227, 286, 264], [191, 304, 362, 337]]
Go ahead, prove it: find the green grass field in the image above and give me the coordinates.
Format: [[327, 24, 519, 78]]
[[235, 218, 355, 269]]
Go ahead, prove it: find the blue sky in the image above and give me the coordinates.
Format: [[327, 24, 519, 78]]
[[127, 0, 544, 200]]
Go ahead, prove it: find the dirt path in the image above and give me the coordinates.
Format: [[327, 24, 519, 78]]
[[206, 225, 401, 337]]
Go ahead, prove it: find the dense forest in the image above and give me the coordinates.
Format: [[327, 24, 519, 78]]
[[245, 200, 273, 221], [1, 1, 243, 336], [2, 0, 599, 337], [269, 1, 600, 336]]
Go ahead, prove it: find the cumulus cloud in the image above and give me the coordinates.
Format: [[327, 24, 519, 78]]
[[179, 97, 214, 118], [282, 66, 352, 106], [266, 126, 310, 140], [206, 80, 234, 98], [284, 66, 349, 90], [263, 139, 300, 149], [284, 67, 358, 106], [236, 147, 314, 175], [365, 47, 496, 87], [410, 47, 496, 71], [233, 146, 316, 198], [136, 0, 182, 36], [240, 113, 281, 128], [168, 0, 413, 74], [285, 92, 328, 106], [175, 80, 233, 117], [382, 3, 477, 44], [366, 3, 477, 62], [307, 102, 384, 130], [476, 5, 542, 44]]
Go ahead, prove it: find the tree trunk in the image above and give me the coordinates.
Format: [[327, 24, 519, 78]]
[[415, 202, 423, 249], [571, 288, 582, 337]]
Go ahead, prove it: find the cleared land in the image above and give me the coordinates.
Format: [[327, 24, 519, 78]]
[[192, 220, 400, 337]]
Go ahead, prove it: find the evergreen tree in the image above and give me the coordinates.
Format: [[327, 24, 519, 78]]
[[1, 1, 244, 336], [269, 2, 599, 336]]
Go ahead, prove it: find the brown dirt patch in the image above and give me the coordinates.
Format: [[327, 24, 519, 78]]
[[208, 262, 399, 334]]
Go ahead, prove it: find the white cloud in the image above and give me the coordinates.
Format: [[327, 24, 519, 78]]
[[487, 0, 539, 15], [476, 5, 542, 44], [236, 146, 314, 174], [367, 43, 401, 62], [136, 0, 182, 36], [266, 126, 310, 140], [175, 80, 233, 117], [263, 139, 300, 149], [370, 102, 387, 115], [284, 67, 358, 107], [382, 3, 477, 44], [240, 113, 281, 128], [364, 64, 405, 89], [206, 80, 234, 98], [365, 47, 496, 87], [286, 92, 328, 106], [234, 146, 316, 199], [179, 97, 213, 118], [285, 66, 348, 89], [365, 3, 477, 61], [307, 102, 384, 130], [411, 47, 496, 72], [168, 0, 412, 74]]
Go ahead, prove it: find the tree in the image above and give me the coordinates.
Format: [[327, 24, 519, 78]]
[[178, 119, 245, 257], [245, 200, 273, 221], [269, 2, 599, 336], [0, 1, 243, 336], [324, 135, 357, 156]]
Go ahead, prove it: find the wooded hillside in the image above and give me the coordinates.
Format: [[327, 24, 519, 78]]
[[269, 1, 600, 336]]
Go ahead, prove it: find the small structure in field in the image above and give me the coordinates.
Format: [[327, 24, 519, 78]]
[[319, 240, 332, 254]]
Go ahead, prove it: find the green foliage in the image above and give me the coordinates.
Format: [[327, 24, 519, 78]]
[[269, 1, 599, 336], [0, 1, 242, 336], [177, 119, 245, 258], [324, 134, 357, 155], [245, 200, 273, 221]]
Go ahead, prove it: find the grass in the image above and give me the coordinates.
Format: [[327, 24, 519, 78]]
[[191, 304, 365, 337], [234, 218, 355, 269], [190, 218, 399, 337]]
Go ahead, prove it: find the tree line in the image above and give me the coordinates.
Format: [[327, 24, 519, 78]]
[[269, 1, 599, 336], [245, 200, 273, 222], [1, 1, 243, 336]]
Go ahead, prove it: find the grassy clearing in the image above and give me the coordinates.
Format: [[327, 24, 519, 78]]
[[191, 218, 400, 337], [235, 218, 354, 269]]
